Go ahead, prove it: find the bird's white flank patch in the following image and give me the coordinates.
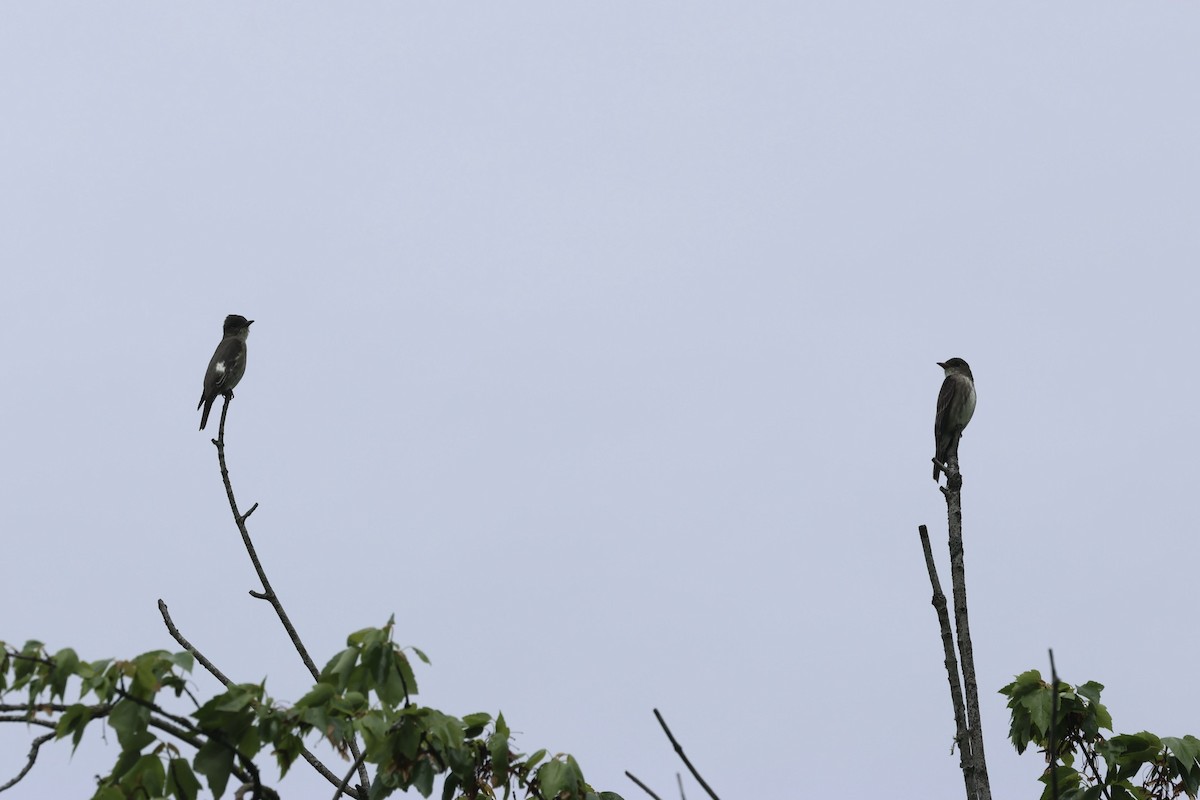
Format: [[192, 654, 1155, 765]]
[[214, 362, 226, 374]]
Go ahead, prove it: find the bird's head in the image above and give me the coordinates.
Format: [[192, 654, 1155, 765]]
[[937, 357, 971, 377], [222, 315, 254, 336]]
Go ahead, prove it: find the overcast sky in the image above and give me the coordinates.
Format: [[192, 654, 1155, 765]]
[[3, 3, 1199, 798]]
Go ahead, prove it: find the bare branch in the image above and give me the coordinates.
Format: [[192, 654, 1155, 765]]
[[160, 590, 358, 794], [918, 525, 970, 773], [0, 716, 56, 729], [213, 397, 371, 794], [331, 749, 369, 800], [1048, 650, 1060, 800], [158, 599, 232, 687], [940, 454, 991, 800], [0, 733, 54, 793], [652, 709, 719, 800], [625, 771, 664, 800]]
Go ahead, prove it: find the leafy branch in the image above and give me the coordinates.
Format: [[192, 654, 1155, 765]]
[[1, 392, 624, 800], [1002, 669, 1200, 800]]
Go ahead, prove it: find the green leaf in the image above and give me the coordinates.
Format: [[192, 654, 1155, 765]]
[[109, 699, 151, 752], [54, 703, 93, 751], [411, 647, 430, 665], [295, 682, 337, 708], [1020, 686, 1054, 735], [489, 713, 511, 785], [525, 748, 548, 770], [538, 759, 577, 799], [193, 739, 235, 800], [166, 756, 202, 800], [125, 753, 166, 797], [1108, 732, 1162, 767], [322, 647, 359, 692], [214, 685, 256, 712], [1037, 765, 1081, 800], [1163, 735, 1200, 769], [375, 651, 412, 708], [170, 652, 196, 673], [462, 711, 490, 738], [1076, 681, 1104, 706], [80, 658, 114, 699], [412, 757, 435, 797], [49, 648, 79, 699]]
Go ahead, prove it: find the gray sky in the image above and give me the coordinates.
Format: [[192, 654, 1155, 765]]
[[3, 3, 1199, 798]]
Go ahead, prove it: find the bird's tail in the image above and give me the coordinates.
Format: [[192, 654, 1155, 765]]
[[932, 433, 961, 481], [199, 396, 214, 431]]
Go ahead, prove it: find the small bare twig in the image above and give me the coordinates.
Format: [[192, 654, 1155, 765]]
[[938, 453, 991, 800], [1049, 650, 1059, 800], [158, 600, 232, 687], [653, 709, 719, 800], [213, 397, 371, 793], [0, 733, 54, 793], [676, 772, 687, 800], [3, 651, 56, 668], [160, 592, 358, 794], [918, 524, 970, 771], [331, 749, 369, 800], [625, 771, 664, 800], [0, 716, 55, 729]]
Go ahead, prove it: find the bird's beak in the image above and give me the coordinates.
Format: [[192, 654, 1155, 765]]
[[247, 320, 255, 326], [936, 361, 946, 368]]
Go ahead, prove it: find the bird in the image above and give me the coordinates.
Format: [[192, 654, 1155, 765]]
[[932, 357, 976, 481], [198, 314, 254, 431]]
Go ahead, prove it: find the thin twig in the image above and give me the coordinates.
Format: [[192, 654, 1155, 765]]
[[0, 733, 54, 793], [159, 596, 358, 794], [214, 397, 371, 793], [332, 750, 369, 800], [652, 710, 719, 800], [918, 525, 971, 776], [942, 454, 991, 800], [3, 652, 56, 668], [158, 600, 232, 687], [625, 771, 664, 800], [1048, 650, 1059, 800], [676, 772, 687, 800], [0, 716, 56, 729]]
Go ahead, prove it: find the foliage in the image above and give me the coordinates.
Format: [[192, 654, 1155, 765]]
[[1, 620, 622, 800], [1001, 669, 1200, 800]]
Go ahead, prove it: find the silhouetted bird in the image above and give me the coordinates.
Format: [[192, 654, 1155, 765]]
[[932, 357, 975, 481], [198, 314, 253, 431]]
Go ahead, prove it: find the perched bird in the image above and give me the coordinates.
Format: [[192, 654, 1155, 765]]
[[932, 357, 976, 481], [198, 314, 254, 431]]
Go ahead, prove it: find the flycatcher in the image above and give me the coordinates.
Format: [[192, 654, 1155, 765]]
[[932, 357, 976, 481], [198, 314, 254, 430]]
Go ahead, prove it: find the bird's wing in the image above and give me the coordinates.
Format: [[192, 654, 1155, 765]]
[[937, 374, 974, 425], [936, 375, 958, 420], [204, 339, 246, 394]]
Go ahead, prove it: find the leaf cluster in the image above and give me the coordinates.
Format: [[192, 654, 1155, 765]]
[[1002, 669, 1200, 800], [1, 622, 622, 800]]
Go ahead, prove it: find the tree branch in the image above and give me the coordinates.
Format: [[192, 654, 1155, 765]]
[[158, 599, 232, 687], [213, 397, 371, 794], [0, 732, 54, 793], [625, 771, 664, 800], [159, 588, 359, 795], [652, 709, 719, 800], [940, 454, 991, 800], [918, 524, 971, 787]]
